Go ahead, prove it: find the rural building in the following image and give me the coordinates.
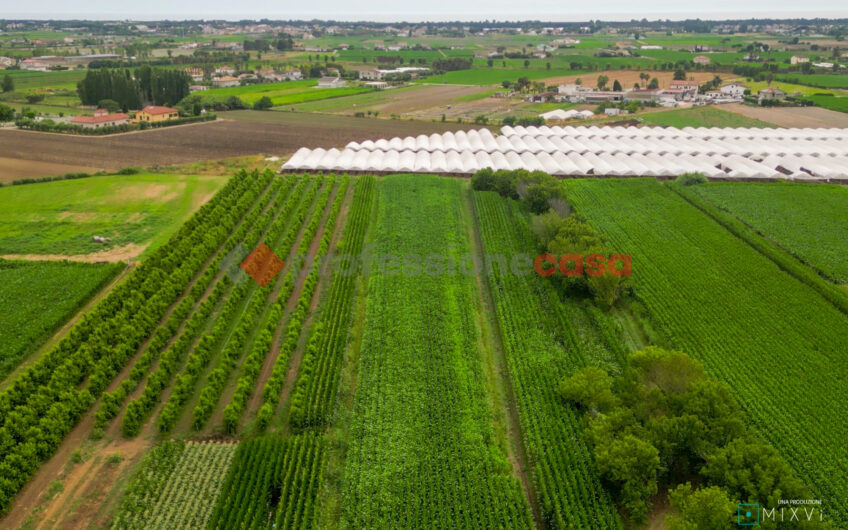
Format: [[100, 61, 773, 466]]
[[317, 77, 346, 88], [364, 81, 389, 89], [212, 76, 240, 88], [625, 88, 666, 102], [69, 109, 130, 128], [604, 108, 629, 116], [758, 87, 787, 103], [790, 55, 810, 65], [668, 79, 700, 96], [215, 65, 235, 76], [359, 69, 382, 80], [693, 55, 711, 65], [582, 91, 624, 103], [185, 67, 204, 82], [20, 58, 50, 71], [0, 56, 13, 68], [284, 69, 303, 81], [189, 85, 209, 92], [720, 82, 749, 97], [557, 83, 591, 97], [135, 105, 179, 123]]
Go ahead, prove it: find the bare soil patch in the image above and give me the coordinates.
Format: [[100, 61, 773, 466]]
[[0, 115, 477, 171], [365, 84, 486, 115], [2, 243, 149, 263], [722, 103, 848, 128], [0, 156, 98, 183]]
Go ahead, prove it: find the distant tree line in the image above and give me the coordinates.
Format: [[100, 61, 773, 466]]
[[77, 67, 190, 110], [432, 57, 472, 71]]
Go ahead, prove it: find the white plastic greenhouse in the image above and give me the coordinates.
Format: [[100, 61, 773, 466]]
[[282, 126, 848, 181]]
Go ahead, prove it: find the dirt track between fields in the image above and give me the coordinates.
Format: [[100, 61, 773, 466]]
[[722, 103, 848, 128]]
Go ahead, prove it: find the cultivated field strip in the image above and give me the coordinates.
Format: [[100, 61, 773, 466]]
[[288, 176, 376, 429], [207, 434, 325, 530], [256, 176, 349, 429], [118, 174, 300, 436], [0, 171, 264, 514], [472, 191, 621, 530], [688, 181, 848, 283], [189, 177, 335, 431], [564, 178, 848, 526], [107, 173, 284, 435], [110, 441, 237, 530], [340, 175, 532, 528]]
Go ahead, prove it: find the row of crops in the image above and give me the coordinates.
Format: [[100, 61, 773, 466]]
[[111, 441, 237, 530], [0, 170, 268, 514], [472, 191, 622, 529], [340, 175, 532, 528], [563, 178, 848, 526]]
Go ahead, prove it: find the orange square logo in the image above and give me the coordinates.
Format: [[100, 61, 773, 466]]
[[240, 243, 285, 287]]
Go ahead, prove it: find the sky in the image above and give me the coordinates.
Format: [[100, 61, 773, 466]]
[[0, 0, 846, 21]]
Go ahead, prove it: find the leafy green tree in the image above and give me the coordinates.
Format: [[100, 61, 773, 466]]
[[674, 68, 687, 80], [597, 75, 609, 89], [612, 79, 622, 91], [665, 483, 736, 530], [0, 102, 14, 121], [2, 74, 13, 93], [98, 99, 122, 113], [559, 366, 618, 414], [595, 434, 660, 521], [648, 77, 660, 89], [253, 96, 273, 110]]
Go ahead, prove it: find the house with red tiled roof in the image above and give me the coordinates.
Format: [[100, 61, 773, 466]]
[[70, 108, 130, 128], [134, 105, 179, 123]]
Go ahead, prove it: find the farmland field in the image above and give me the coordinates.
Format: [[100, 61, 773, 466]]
[[564, 178, 848, 526], [0, 173, 227, 258], [803, 95, 848, 114], [690, 181, 848, 283], [0, 259, 123, 381], [637, 106, 776, 128], [339, 175, 532, 528], [472, 191, 622, 528], [721, 103, 848, 127], [193, 79, 370, 106], [0, 115, 472, 175]]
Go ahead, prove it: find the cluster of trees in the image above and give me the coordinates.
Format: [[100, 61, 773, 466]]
[[243, 34, 293, 51], [2, 74, 12, 93], [0, 103, 14, 122], [560, 347, 810, 524], [15, 117, 136, 135], [432, 57, 472, 71], [77, 67, 190, 110], [501, 115, 545, 126]]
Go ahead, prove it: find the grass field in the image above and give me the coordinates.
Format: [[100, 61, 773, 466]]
[[776, 73, 848, 89], [803, 94, 848, 113], [0, 259, 123, 381], [0, 69, 86, 90], [0, 173, 227, 257], [691, 181, 848, 283], [195, 79, 370, 106], [340, 174, 531, 528], [743, 79, 842, 96], [638, 106, 776, 128], [564, 178, 848, 526]]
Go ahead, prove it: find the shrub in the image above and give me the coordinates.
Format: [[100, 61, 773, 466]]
[[676, 172, 708, 186]]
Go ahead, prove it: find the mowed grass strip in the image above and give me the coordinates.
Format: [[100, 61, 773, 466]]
[[341, 174, 532, 528], [0, 173, 227, 256], [0, 259, 123, 381], [564, 178, 848, 526]]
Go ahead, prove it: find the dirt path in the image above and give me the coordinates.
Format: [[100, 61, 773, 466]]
[[464, 186, 542, 529], [1, 244, 149, 264]]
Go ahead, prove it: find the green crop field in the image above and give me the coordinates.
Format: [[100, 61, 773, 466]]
[[803, 95, 848, 113], [0, 259, 122, 381], [777, 74, 848, 89], [473, 191, 622, 528], [564, 178, 848, 526], [340, 174, 531, 527], [0, 173, 227, 256], [691, 181, 848, 283], [638, 106, 776, 128], [0, 69, 87, 90], [194, 79, 370, 106]]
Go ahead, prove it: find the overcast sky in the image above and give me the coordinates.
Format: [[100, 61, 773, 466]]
[[1, 0, 846, 21]]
